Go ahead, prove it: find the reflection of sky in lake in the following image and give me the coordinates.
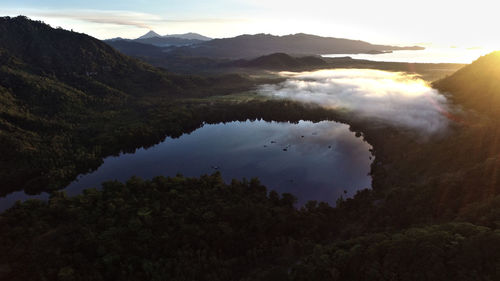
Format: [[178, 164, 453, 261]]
[[0, 120, 373, 211]]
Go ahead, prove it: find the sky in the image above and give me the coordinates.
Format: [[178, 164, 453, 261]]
[[2, 0, 499, 49]]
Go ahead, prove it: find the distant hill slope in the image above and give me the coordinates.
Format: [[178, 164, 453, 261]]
[[229, 53, 327, 69], [163, 32, 211, 41], [104, 40, 166, 58], [433, 51, 500, 115], [134, 36, 204, 47], [170, 33, 424, 59]]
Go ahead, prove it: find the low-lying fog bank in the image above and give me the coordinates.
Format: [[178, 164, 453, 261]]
[[259, 69, 451, 134]]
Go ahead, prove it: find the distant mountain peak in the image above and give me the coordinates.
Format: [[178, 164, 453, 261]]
[[138, 30, 161, 39]]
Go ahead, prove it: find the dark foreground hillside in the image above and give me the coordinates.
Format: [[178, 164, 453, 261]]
[[2, 173, 500, 281]]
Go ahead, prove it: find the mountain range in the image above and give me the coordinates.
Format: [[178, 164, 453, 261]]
[[107, 32, 424, 60], [168, 33, 424, 59], [107, 30, 212, 47], [137, 30, 211, 41]]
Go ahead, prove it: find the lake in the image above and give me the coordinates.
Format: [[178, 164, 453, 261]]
[[0, 120, 373, 211], [323, 47, 492, 64]]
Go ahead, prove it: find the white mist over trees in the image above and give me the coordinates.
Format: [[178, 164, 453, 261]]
[[259, 69, 451, 134]]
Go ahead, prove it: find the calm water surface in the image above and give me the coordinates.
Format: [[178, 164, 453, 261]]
[[0, 120, 373, 210], [323, 47, 492, 64]]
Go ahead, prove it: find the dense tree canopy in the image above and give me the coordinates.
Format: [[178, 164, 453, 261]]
[[0, 173, 325, 281]]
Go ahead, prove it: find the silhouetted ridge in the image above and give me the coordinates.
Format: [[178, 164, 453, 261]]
[[0, 16, 188, 96], [433, 51, 500, 115], [163, 32, 211, 41], [135, 36, 204, 46], [169, 33, 424, 59]]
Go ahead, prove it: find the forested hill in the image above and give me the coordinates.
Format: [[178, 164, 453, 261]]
[[0, 16, 233, 98], [433, 51, 500, 115], [228, 53, 327, 69], [0, 16, 257, 195], [0, 16, 132, 74]]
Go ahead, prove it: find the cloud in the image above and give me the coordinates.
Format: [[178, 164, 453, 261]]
[[258, 69, 450, 134], [17, 9, 247, 29], [24, 10, 158, 29]]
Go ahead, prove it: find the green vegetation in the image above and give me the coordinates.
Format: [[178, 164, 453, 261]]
[[4, 174, 500, 281], [0, 174, 311, 280], [0, 16, 275, 195], [3, 16, 500, 281], [292, 223, 500, 281]]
